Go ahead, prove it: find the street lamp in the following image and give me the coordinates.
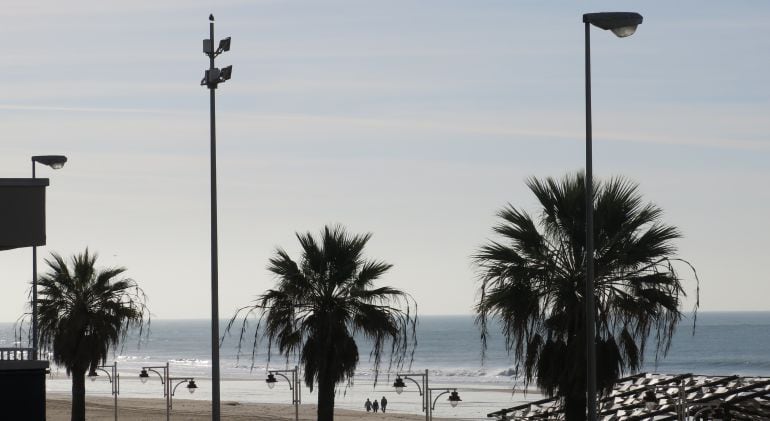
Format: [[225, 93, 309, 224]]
[[429, 387, 462, 415], [582, 11, 642, 421], [394, 370, 461, 421], [87, 362, 119, 421], [265, 366, 301, 421], [30, 154, 67, 361], [394, 371, 428, 421], [140, 362, 197, 421], [200, 15, 232, 421]]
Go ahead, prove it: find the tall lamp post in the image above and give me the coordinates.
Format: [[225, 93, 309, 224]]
[[582, 11, 642, 421], [265, 366, 301, 421], [30, 154, 67, 361], [88, 361, 119, 421], [139, 362, 197, 421], [200, 14, 232, 421]]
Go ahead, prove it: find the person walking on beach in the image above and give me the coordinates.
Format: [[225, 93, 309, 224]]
[[365, 398, 372, 413], [372, 399, 379, 413], [381, 396, 388, 413]]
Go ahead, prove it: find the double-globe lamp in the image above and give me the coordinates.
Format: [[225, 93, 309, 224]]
[[393, 376, 462, 408], [139, 369, 197, 394]]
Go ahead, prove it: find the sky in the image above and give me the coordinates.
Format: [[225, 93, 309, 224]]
[[1, 0, 769, 321]]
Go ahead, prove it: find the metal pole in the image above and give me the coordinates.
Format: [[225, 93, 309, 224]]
[[208, 16, 222, 421], [584, 21, 598, 421], [31, 161, 38, 361], [113, 363, 118, 421], [294, 366, 299, 421], [425, 369, 430, 421], [166, 363, 170, 421]]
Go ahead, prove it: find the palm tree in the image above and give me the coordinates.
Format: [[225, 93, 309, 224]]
[[227, 225, 416, 421], [474, 172, 697, 421], [36, 249, 149, 421]]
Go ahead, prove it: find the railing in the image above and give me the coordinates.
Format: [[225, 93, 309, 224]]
[[0, 348, 34, 361]]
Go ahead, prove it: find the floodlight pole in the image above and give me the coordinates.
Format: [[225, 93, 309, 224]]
[[209, 16, 221, 421], [207, 14, 221, 421]]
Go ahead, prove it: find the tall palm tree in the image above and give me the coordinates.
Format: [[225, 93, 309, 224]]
[[474, 172, 697, 421], [36, 249, 149, 421], [227, 225, 416, 421]]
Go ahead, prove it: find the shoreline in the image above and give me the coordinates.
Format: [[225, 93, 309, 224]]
[[47, 394, 453, 420]]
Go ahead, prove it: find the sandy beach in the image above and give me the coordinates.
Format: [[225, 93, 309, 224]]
[[47, 395, 452, 421]]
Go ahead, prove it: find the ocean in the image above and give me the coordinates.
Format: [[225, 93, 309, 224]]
[[2, 312, 770, 420]]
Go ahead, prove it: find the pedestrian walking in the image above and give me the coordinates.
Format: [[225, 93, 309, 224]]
[[372, 399, 379, 413], [381, 396, 388, 413], [365, 398, 372, 412]]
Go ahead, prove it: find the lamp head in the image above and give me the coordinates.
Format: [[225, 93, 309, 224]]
[[187, 380, 198, 394], [217, 37, 231, 53], [393, 377, 406, 394], [583, 12, 643, 37], [139, 369, 149, 384], [266, 373, 277, 389], [220, 65, 232, 81], [88, 369, 98, 382], [32, 155, 68, 169], [448, 390, 462, 408]]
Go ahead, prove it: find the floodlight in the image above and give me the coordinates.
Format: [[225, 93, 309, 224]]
[[220, 65, 232, 81], [217, 37, 231, 53]]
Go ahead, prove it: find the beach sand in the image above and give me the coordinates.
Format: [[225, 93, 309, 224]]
[[47, 395, 451, 420]]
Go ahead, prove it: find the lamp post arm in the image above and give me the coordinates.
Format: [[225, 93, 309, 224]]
[[269, 371, 294, 390], [93, 367, 113, 383], [143, 367, 167, 385], [429, 388, 454, 410], [171, 378, 195, 396], [396, 373, 425, 396]]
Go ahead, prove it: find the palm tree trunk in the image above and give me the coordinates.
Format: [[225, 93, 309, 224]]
[[317, 370, 336, 421], [71, 367, 87, 421], [564, 392, 587, 421]]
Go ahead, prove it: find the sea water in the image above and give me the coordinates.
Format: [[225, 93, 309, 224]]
[[2, 312, 770, 420]]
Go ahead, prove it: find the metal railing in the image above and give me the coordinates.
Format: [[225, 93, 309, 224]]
[[0, 347, 34, 361]]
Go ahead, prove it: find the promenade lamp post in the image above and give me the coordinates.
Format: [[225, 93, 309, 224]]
[[582, 11, 642, 421], [393, 370, 462, 421], [394, 370, 428, 421], [30, 154, 67, 361], [88, 362, 119, 421], [139, 362, 197, 421], [265, 366, 301, 421], [200, 14, 232, 421]]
